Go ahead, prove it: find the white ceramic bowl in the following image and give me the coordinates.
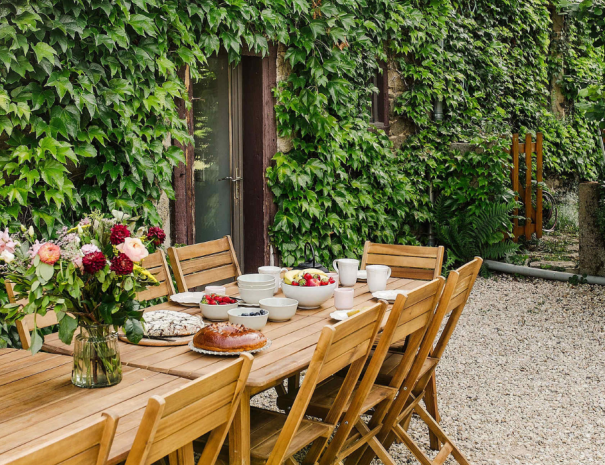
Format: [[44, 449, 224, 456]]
[[238, 281, 276, 290], [238, 286, 275, 304], [237, 274, 275, 285], [259, 298, 298, 322], [199, 301, 239, 321], [228, 308, 269, 330], [281, 282, 337, 309]]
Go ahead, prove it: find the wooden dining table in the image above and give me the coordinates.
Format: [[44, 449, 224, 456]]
[[0, 348, 189, 465], [8, 276, 424, 465]]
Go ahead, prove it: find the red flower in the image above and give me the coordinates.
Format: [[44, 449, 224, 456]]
[[109, 224, 130, 245], [147, 227, 166, 246], [110, 253, 134, 275], [38, 243, 61, 265], [82, 252, 106, 274]]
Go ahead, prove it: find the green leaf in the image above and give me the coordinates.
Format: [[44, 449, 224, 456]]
[[32, 42, 57, 64], [0, 115, 13, 136], [124, 318, 144, 344], [128, 14, 157, 36], [29, 328, 44, 354], [58, 314, 78, 344]]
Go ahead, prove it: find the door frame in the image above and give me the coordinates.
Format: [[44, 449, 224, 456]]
[[172, 44, 278, 270]]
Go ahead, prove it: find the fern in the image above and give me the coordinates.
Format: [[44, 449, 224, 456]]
[[435, 197, 519, 267]]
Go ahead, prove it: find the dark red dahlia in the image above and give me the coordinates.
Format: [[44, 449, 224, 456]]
[[109, 224, 130, 245], [82, 252, 106, 274], [147, 227, 166, 246], [110, 253, 134, 275]]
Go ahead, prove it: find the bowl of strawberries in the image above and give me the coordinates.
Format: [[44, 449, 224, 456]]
[[200, 294, 239, 321], [281, 269, 337, 309]]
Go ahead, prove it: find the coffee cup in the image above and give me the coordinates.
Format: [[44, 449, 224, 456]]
[[366, 265, 392, 292], [334, 288, 354, 311], [332, 259, 359, 287]]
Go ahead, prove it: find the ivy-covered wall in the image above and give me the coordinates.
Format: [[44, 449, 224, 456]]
[[0, 0, 603, 271]]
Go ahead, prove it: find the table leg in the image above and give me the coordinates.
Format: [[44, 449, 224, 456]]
[[229, 388, 251, 465], [287, 373, 300, 394]]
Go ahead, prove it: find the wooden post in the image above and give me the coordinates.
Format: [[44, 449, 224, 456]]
[[524, 133, 533, 240], [535, 133, 543, 238], [512, 134, 519, 243]]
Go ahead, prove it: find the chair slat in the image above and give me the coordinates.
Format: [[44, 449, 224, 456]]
[[167, 237, 241, 293], [361, 241, 445, 281], [366, 254, 437, 269]]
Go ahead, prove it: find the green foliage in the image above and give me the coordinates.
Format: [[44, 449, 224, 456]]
[[435, 197, 519, 266], [0, 0, 199, 235]]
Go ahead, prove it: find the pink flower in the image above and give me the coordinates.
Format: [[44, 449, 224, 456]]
[[73, 255, 83, 269], [81, 244, 100, 255], [0, 228, 17, 254], [116, 237, 149, 262], [29, 240, 43, 258]]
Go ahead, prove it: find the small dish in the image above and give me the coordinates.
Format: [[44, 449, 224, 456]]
[[357, 270, 367, 281], [330, 309, 361, 321], [170, 292, 206, 306], [200, 295, 239, 321], [259, 298, 298, 322], [371, 289, 409, 303], [228, 308, 269, 330]]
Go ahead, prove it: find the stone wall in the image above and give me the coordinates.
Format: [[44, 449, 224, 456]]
[[385, 57, 414, 150]]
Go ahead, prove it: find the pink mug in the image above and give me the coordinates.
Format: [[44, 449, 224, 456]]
[[333, 288, 354, 311]]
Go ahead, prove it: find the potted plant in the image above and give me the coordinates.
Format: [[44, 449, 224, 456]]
[[0, 210, 166, 388]]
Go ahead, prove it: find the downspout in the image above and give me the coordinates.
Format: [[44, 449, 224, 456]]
[[428, 39, 445, 247], [485, 260, 605, 285]]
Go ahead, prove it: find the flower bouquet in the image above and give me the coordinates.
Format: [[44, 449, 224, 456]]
[[0, 210, 166, 387]]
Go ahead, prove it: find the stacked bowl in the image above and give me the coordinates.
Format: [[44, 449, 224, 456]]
[[237, 274, 275, 304]]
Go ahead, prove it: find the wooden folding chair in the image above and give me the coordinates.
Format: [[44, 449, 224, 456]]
[[5, 411, 118, 465], [294, 278, 446, 465], [354, 257, 482, 465], [247, 302, 387, 465], [125, 353, 252, 465], [167, 236, 242, 293], [360, 241, 445, 280], [10, 250, 175, 350]]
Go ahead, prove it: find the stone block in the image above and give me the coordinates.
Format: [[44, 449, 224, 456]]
[[579, 182, 605, 276]]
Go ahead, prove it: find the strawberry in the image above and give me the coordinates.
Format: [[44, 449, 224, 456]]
[[307, 278, 321, 287], [298, 278, 307, 286], [303, 273, 312, 280], [328, 277, 335, 284], [292, 281, 299, 286], [208, 299, 216, 305]]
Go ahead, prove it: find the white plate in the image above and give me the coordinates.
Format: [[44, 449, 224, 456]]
[[188, 339, 271, 356], [170, 292, 207, 306], [330, 310, 353, 321], [372, 290, 409, 302], [357, 270, 367, 281]]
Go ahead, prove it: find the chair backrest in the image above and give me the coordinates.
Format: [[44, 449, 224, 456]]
[[379, 257, 482, 440], [6, 411, 118, 465], [318, 278, 445, 464], [125, 354, 252, 465], [266, 302, 387, 464], [360, 241, 445, 280], [136, 250, 176, 301], [10, 250, 175, 350], [167, 236, 242, 293]]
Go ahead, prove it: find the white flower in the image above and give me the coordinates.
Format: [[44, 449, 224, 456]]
[[28, 226, 34, 237], [0, 250, 15, 263], [111, 210, 131, 221]]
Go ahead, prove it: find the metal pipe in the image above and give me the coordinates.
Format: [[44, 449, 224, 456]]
[[484, 260, 605, 285]]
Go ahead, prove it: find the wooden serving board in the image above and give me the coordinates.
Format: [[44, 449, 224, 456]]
[[118, 334, 194, 347]]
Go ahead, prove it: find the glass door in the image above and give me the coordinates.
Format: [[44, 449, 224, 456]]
[[192, 56, 243, 265]]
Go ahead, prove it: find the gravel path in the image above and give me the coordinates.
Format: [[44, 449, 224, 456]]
[[252, 275, 605, 464]]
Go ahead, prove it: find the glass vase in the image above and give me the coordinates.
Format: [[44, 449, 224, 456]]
[[72, 324, 122, 388]]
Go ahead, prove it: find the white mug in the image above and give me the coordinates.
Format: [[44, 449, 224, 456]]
[[366, 265, 392, 292], [258, 266, 288, 293], [205, 285, 226, 295], [332, 259, 359, 287], [334, 288, 354, 311]]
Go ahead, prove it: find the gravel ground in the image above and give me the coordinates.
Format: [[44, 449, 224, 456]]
[[251, 274, 605, 464]]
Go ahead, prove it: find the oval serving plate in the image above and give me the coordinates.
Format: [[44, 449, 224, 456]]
[[188, 339, 272, 356]]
